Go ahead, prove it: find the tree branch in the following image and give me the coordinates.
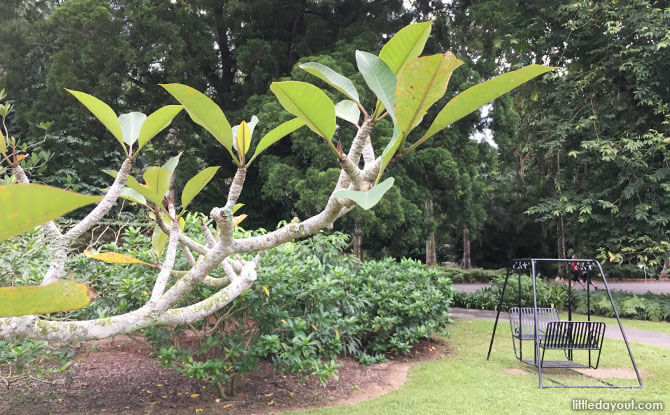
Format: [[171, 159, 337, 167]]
[[42, 158, 132, 285]]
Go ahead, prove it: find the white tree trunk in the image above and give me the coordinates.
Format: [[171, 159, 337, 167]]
[[0, 118, 383, 342]]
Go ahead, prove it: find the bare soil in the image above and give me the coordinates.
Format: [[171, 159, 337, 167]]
[[0, 337, 445, 415]]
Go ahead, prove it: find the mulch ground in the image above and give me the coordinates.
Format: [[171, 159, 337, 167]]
[[0, 336, 445, 415]]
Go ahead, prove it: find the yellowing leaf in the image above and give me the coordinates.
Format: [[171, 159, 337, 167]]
[[14, 154, 27, 162], [311, 325, 318, 331], [233, 214, 247, 227], [190, 393, 200, 398], [236, 120, 251, 158], [394, 53, 464, 135], [0, 184, 102, 242], [84, 250, 153, 266], [608, 251, 616, 262], [262, 285, 270, 296], [0, 280, 97, 317], [223, 403, 232, 408]]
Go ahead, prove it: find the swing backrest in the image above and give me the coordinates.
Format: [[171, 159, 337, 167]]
[[508, 307, 560, 339]]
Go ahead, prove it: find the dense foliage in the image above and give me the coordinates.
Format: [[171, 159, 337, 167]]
[[1, 0, 666, 271], [147, 232, 453, 396], [0, 225, 453, 395]]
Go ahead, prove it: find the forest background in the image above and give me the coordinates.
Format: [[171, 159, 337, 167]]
[[1, 0, 668, 274]]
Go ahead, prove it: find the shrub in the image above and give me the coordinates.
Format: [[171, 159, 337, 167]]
[[146, 231, 454, 396], [438, 266, 503, 283]]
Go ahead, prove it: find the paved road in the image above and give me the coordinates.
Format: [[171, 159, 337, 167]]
[[452, 281, 670, 295], [449, 307, 670, 348]]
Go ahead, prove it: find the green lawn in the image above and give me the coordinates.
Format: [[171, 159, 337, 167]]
[[289, 318, 668, 415], [558, 312, 670, 334]]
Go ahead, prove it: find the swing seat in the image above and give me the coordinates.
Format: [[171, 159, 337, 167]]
[[508, 307, 560, 340], [538, 320, 606, 369], [539, 320, 605, 350]]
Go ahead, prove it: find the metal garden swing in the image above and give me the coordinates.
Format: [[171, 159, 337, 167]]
[[486, 258, 643, 389]]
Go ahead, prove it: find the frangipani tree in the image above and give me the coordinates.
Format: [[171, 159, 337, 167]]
[[0, 21, 553, 341]]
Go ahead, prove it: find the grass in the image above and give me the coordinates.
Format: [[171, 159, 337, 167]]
[[559, 312, 670, 334], [288, 318, 669, 415]]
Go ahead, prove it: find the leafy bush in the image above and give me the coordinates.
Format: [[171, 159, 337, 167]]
[[453, 275, 568, 311], [0, 222, 454, 396], [573, 291, 670, 321], [438, 266, 503, 283], [0, 339, 75, 386], [146, 231, 454, 396]]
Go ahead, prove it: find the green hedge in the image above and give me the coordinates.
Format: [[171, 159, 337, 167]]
[[452, 276, 670, 322], [438, 266, 503, 283]]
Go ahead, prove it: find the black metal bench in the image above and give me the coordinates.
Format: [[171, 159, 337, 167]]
[[539, 320, 606, 369]]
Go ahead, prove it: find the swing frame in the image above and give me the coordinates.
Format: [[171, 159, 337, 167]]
[[486, 258, 643, 389]]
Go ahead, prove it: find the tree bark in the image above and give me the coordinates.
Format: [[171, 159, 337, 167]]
[[425, 199, 437, 266], [353, 219, 364, 262], [557, 215, 567, 277], [460, 227, 471, 269]]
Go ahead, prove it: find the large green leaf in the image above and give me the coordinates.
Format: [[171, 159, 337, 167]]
[[335, 100, 360, 125], [249, 118, 305, 164], [119, 187, 147, 206], [0, 128, 7, 154], [394, 53, 464, 135], [334, 177, 395, 210], [137, 105, 183, 153], [0, 280, 97, 317], [0, 184, 102, 242], [160, 83, 233, 156], [420, 65, 555, 145], [299, 62, 360, 103], [376, 126, 404, 184], [66, 89, 124, 150], [356, 51, 397, 121], [123, 167, 172, 206], [181, 166, 221, 210], [270, 81, 336, 140], [119, 112, 147, 146], [379, 21, 433, 74], [151, 225, 168, 258], [162, 153, 181, 174], [142, 167, 172, 204]]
